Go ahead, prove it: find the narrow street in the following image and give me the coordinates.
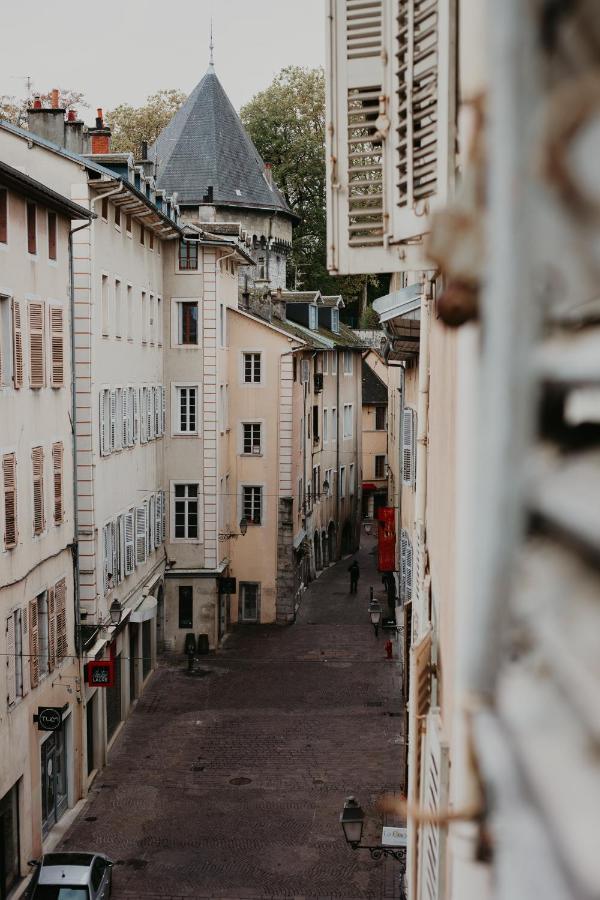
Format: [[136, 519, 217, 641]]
[[60, 535, 405, 899]]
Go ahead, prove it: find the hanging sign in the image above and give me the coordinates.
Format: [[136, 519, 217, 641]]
[[378, 507, 396, 572], [382, 826, 407, 847], [35, 707, 63, 732], [86, 660, 115, 688]]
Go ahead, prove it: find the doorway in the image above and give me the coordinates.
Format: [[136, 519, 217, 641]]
[[0, 782, 19, 900], [41, 728, 68, 836], [240, 583, 260, 623]]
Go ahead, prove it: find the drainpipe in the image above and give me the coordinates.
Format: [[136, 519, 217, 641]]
[[414, 277, 431, 629], [336, 350, 340, 558]]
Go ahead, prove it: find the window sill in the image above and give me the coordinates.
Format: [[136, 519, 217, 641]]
[[241, 452, 263, 458], [172, 432, 199, 438]]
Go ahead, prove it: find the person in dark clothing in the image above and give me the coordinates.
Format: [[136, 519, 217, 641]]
[[348, 560, 360, 594]]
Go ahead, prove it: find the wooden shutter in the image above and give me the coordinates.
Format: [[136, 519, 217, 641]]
[[6, 615, 16, 706], [52, 442, 63, 525], [29, 599, 39, 689], [148, 387, 154, 440], [31, 446, 44, 535], [21, 609, 30, 695], [135, 504, 147, 565], [400, 528, 408, 599], [402, 408, 413, 484], [12, 299, 23, 389], [28, 301, 45, 388], [125, 510, 135, 574], [149, 494, 155, 551], [406, 535, 413, 600], [3, 452, 17, 549], [99, 390, 107, 456], [54, 577, 67, 659], [47, 586, 56, 673], [49, 305, 64, 387], [417, 711, 449, 900]]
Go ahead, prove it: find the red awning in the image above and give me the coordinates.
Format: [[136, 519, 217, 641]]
[[362, 483, 377, 491]]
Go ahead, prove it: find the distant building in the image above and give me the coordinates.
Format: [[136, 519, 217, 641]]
[[361, 354, 388, 519]]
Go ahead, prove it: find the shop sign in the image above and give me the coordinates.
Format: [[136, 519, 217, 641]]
[[35, 707, 63, 732], [378, 507, 396, 572], [86, 660, 115, 687]]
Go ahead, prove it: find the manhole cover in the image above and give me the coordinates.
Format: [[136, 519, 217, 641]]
[[229, 777, 252, 786]]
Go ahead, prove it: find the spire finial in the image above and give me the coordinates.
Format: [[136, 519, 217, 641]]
[[209, 18, 214, 69]]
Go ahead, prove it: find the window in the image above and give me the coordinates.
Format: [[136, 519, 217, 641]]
[[298, 477, 303, 513], [47, 212, 57, 260], [340, 466, 346, 498], [376, 406, 387, 430], [52, 442, 63, 524], [114, 205, 121, 229], [127, 285, 133, 340], [149, 294, 155, 344], [242, 423, 262, 455], [309, 305, 317, 329], [114, 279, 122, 339], [140, 224, 145, 245], [101, 197, 108, 220], [243, 352, 261, 383], [243, 486, 262, 525], [323, 408, 329, 444], [323, 353, 329, 375], [99, 388, 111, 455], [3, 453, 17, 548], [343, 350, 353, 375], [32, 446, 44, 535], [141, 291, 147, 343], [37, 591, 49, 678], [0, 295, 13, 386], [349, 463, 355, 495], [178, 586, 193, 628], [49, 305, 64, 387], [149, 230, 154, 251], [343, 403, 353, 438], [175, 385, 198, 434], [27, 203, 37, 254], [174, 483, 199, 539], [178, 302, 198, 345], [178, 239, 198, 270], [332, 352, 338, 375], [240, 582, 260, 622], [101, 274, 109, 336], [375, 455, 386, 478], [332, 407, 337, 442], [219, 304, 225, 347], [0, 189, 7, 243], [312, 405, 319, 443], [331, 308, 340, 333], [126, 213, 132, 234], [28, 302, 44, 388], [6, 609, 24, 704], [157, 297, 163, 345]]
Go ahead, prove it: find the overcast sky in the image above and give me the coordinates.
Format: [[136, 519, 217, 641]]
[[1, 0, 325, 121]]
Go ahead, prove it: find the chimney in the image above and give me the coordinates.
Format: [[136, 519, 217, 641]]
[[264, 163, 273, 188], [89, 107, 111, 154], [65, 109, 87, 155], [27, 92, 67, 147], [272, 287, 286, 321]]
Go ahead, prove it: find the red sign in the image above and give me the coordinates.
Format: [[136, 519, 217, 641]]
[[378, 507, 396, 572], [86, 660, 115, 688]]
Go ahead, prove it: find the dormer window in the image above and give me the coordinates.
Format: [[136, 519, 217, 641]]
[[331, 308, 340, 333], [309, 305, 317, 330]]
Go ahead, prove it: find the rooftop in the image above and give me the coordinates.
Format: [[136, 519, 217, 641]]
[[362, 359, 388, 404]]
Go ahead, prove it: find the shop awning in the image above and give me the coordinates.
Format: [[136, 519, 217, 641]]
[[362, 482, 377, 491], [130, 595, 157, 623]]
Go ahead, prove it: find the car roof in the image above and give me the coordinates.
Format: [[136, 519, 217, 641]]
[[39, 853, 95, 886]]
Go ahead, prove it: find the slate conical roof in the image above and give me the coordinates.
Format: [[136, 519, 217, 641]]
[[149, 67, 294, 216]]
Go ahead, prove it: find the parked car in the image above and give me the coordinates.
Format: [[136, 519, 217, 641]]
[[27, 852, 113, 899]]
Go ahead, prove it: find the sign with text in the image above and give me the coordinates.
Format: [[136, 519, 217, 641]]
[[378, 507, 396, 572], [86, 660, 115, 688], [382, 826, 407, 847], [35, 707, 63, 732]]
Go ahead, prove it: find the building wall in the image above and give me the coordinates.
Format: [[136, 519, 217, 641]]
[[361, 403, 388, 514], [0, 181, 82, 876]]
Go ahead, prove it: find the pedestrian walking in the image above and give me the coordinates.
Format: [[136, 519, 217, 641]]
[[348, 559, 360, 594]]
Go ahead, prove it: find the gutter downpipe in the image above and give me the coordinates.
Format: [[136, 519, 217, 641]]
[[336, 349, 340, 558]]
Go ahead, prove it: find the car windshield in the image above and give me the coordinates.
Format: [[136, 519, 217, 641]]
[[32, 888, 90, 900]]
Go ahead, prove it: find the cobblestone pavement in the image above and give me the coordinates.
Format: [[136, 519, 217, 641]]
[[60, 534, 405, 899]]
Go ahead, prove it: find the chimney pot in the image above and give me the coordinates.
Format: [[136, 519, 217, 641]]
[[33, 95, 42, 110], [67, 109, 77, 122], [51, 88, 60, 109]]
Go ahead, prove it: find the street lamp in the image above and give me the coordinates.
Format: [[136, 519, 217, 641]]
[[108, 598, 123, 626], [369, 599, 382, 637], [218, 517, 249, 542], [340, 796, 407, 893]]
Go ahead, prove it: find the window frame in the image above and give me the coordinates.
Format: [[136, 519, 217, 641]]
[[241, 484, 263, 526], [343, 403, 353, 439], [171, 299, 200, 348], [47, 211, 57, 261], [0, 188, 7, 245], [240, 582, 261, 623], [178, 239, 199, 271], [241, 422, 262, 456], [172, 383, 200, 436], [171, 481, 201, 542], [26, 202, 37, 256], [343, 350, 353, 375], [241, 351, 262, 385]]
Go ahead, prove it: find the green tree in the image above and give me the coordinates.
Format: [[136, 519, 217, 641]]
[[1, 89, 87, 128], [241, 66, 387, 313], [107, 89, 187, 158]]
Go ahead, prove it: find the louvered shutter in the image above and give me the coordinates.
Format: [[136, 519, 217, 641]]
[[102, 523, 111, 594], [21, 609, 30, 695], [148, 387, 154, 440], [31, 446, 45, 535], [405, 535, 413, 600], [400, 528, 408, 600], [47, 587, 56, 673], [402, 408, 415, 485], [133, 387, 139, 444], [28, 301, 45, 388], [154, 386, 160, 437], [135, 504, 147, 565], [417, 711, 449, 900], [160, 489, 166, 544], [155, 491, 162, 546], [12, 299, 23, 388], [109, 389, 116, 451], [54, 577, 67, 660], [122, 387, 128, 447], [49, 305, 64, 387], [161, 385, 166, 435], [52, 442, 63, 525], [125, 510, 135, 574], [29, 599, 39, 689], [6, 615, 16, 706], [99, 391, 106, 456], [3, 452, 18, 549], [140, 388, 147, 443], [112, 519, 120, 585], [148, 494, 155, 552]]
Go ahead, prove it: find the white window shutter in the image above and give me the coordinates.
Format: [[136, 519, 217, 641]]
[[161, 385, 166, 435], [417, 711, 449, 900], [402, 407, 415, 485], [103, 523, 111, 594], [99, 391, 106, 456], [133, 387, 139, 444], [406, 536, 413, 601], [6, 615, 16, 706], [140, 388, 147, 443], [400, 529, 408, 600], [110, 390, 117, 452], [155, 492, 162, 546], [149, 494, 155, 551], [122, 388, 128, 447], [135, 504, 146, 565], [160, 490, 166, 544], [54, 577, 67, 660], [125, 509, 135, 574], [148, 387, 154, 440]]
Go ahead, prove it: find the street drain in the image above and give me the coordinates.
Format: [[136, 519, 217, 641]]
[[229, 777, 252, 785], [84, 816, 97, 822]]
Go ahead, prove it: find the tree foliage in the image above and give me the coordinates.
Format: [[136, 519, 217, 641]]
[[0, 89, 87, 129], [107, 89, 187, 158], [241, 66, 387, 311]]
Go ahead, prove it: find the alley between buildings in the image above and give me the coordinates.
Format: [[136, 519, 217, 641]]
[[59, 535, 404, 899]]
